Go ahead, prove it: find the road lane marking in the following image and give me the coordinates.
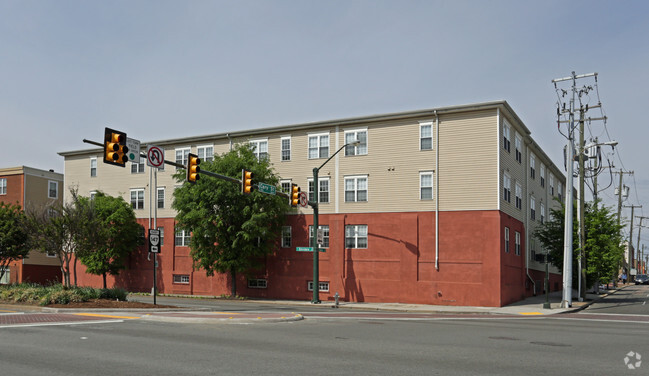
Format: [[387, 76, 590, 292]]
[[519, 312, 544, 315], [0, 320, 125, 329], [73, 313, 140, 320]]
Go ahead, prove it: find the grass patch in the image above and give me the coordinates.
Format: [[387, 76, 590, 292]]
[[0, 283, 129, 306]]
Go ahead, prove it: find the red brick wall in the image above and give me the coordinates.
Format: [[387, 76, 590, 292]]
[[0, 174, 24, 208]]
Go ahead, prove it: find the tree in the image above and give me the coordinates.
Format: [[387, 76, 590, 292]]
[[173, 144, 287, 296], [534, 199, 624, 288], [26, 189, 96, 287], [0, 202, 30, 282], [77, 192, 143, 289]]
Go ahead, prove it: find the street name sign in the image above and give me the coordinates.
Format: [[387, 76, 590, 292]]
[[296, 247, 325, 252], [258, 182, 276, 195]]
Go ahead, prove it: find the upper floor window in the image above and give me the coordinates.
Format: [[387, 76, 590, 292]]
[[197, 145, 214, 162], [345, 225, 368, 249], [515, 182, 522, 210], [175, 229, 191, 247], [249, 139, 268, 161], [48, 181, 58, 199], [515, 134, 522, 163], [157, 187, 165, 209], [503, 122, 511, 152], [90, 158, 97, 177], [530, 153, 536, 179], [131, 159, 145, 174], [308, 133, 329, 159], [308, 178, 330, 203], [515, 231, 521, 256], [175, 147, 190, 171], [530, 196, 536, 221], [549, 174, 555, 196], [280, 180, 292, 194], [130, 189, 144, 210], [558, 182, 563, 202], [540, 164, 545, 187], [281, 137, 291, 161], [345, 176, 368, 202], [420, 172, 434, 200], [504, 227, 510, 253], [503, 173, 511, 203], [420, 122, 433, 150], [0, 178, 6, 195], [345, 129, 368, 156], [540, 202, 546, 224]]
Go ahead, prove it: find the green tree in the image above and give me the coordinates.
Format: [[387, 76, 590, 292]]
[[77, 192, 143, 289], [173, 144, 287, 296], [534, 199, 624, 288], [0, 202, 30, 282]]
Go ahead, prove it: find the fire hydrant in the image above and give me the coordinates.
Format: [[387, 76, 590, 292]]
[[334, 292, 340, 308]]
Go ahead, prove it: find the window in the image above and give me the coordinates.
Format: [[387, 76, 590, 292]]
[[530, 196, 536, 221], [308, 133, 329, 159], [309, 225, 330, 248], [0, 178, 6, 195], [130, 189, 144, 210], [281, 137, 291, 161], [250, 139, 268, 161], [540, 202, 545, 224], [558, 182, 563, 201], [530, 153, 536, 179], [158, 227, 164, 246], [281, 226, 292, 248], [503, 121, 511, 152], [308, 178, 330, 203], [280, 180, 292, 194], [90, 158, 97, 177], [90, 191, 97, 200], [48, 181, 58, 199], [515, 231, 521, 256], [0, 267, 9, 284], [540, 164, 546, 187], [345, 225, 368, 249], [549, 174, 555, 196], [308, 281, 329, 292], [175, 148, 190, 171], [197, 145, 214, 162], [530, 239, 536, 262], [131, 159, 145, 174], [173, 275, 190, 284], [420, 122, 433, 150], [248, 279, 267, 289], [504, 227, 510, 253], [345, 129, 367, 156], [420, 172, 433, 200], [515, 183, 522, 210], [157, 188, 165, 209], [345, 176, 368, 202], [503, 173, 511, 203], [175, 229, 191, 246], [515, 134, 522, 163]]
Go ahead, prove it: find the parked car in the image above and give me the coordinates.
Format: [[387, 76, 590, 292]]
[[635, 274, 649, 285]]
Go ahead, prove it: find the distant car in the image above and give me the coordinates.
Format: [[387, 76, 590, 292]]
[[635, 274, 649, 285]]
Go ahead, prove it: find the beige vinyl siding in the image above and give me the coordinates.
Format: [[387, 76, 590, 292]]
[[23, 251, 60, 266], [499, 116, 527, 221]]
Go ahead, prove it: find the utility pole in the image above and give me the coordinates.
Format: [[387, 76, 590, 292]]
[[624, 205, 642, 282], [636, 217, 649, 268], [553, 71, 597, 308], [577, 107, 586, 301], [616, 170, 633, 226]]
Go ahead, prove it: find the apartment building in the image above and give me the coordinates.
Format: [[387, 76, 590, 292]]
[[59, 101, 565, 307], [0, 166, 63, 285]]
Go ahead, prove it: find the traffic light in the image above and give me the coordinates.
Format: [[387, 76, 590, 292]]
[[290, 183, 300, 207], [186, 153, 201, 183], [103, 127, 129, 167], [242, 169, 254, 194]]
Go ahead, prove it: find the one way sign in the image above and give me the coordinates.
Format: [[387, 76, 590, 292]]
[[149, 229, 160, 253]]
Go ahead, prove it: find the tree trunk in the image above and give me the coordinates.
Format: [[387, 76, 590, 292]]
[[102, 273, 107, 289], [230, 267, 236, 297], [73, 255, 78, 287]]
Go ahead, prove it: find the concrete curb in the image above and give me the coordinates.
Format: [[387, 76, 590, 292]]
[[140, 313, 304, 324]]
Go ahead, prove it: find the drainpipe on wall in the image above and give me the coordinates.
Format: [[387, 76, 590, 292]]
[[525, 139, 536, 295], [227, 133, 232, 151], [435, 110, 440, 270]]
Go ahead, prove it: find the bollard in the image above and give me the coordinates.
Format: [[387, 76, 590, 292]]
[[334, 292, 339, 308]]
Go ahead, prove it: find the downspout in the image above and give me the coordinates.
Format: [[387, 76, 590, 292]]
[[435, 111, 439, 270], [227, 133, 232, 151], [525, 139, 536, 295]]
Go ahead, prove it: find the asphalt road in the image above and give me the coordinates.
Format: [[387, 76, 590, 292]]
[[1, 287, 647, 376], [582, 284, 649, 315]]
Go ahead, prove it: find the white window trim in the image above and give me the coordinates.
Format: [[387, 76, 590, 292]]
[[175, 147, 190, 170], [344, 128, 368, 156], [157, 187, 165, 209], [197, 144, 214, 162], [90, 157, 97, 177], [503, 172, 511, 203], [248, 279, 268, 289], [420, 171, 434, 200], [344, 175, 368, 203], [249, 138, 269, 161], [130, 188, 145, 210], [307, 132, 330, 159], [48, 180, 59, 199], [419, 121, 434, 151], [307, 281, 330, 292], [309, 225, 330, 249], [281, 226, 292, 248], [503, 120, 511, 152], [280, 179, 292, 194], [281, 136, 291, 162], [307, 177, 330, 204], [504, 227, 510, 253], [345, 224, 368, 249], [0, 178, 6, 195], [515, 231, 521, 256], [173, 275, 190, 284]]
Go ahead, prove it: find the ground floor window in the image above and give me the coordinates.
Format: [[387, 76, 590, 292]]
[[173, 274, 190, 284], [175, 229, 190, 246], [248, 279, 267, 289], [0, 267, 9, 284], [345, 225, 368, 249], [307, 281, 330, 292]]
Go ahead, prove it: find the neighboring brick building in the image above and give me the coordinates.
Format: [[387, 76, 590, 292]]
[[59, 101, 564, 307], [0, 166, 63, 285]]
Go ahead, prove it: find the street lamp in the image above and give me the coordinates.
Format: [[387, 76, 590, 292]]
[[310, 139, 360, 303]]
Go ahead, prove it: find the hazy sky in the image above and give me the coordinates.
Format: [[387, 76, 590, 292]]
[[2, 1, 648, 235]]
